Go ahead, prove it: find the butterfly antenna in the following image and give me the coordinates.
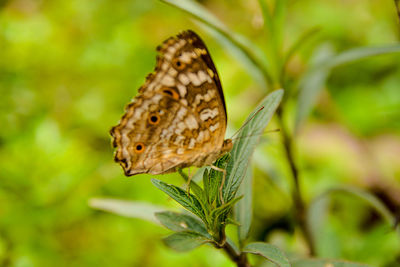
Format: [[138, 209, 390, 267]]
[[230, 128, 280, 141], [230, 106, 265, 140]]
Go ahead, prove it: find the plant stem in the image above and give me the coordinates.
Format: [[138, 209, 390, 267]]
[[276, 108, 315, 255], [214, 227, 250, 267], [217, 241, 250, 267], [394, 0, 400, 26]]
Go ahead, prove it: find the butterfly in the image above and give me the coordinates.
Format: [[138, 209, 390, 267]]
[[110, 30, 232, 183]]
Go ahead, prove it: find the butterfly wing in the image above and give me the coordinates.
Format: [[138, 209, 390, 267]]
[[111, 30, 231, 176]]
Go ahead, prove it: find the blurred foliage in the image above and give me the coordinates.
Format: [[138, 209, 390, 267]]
[[1, 0, 400, 266]]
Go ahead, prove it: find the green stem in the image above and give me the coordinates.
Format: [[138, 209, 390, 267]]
[[395, 0, 400, 26], [277, 107, 315, 255], [211, 225, 250, 267], [218, 241, 250, 267]]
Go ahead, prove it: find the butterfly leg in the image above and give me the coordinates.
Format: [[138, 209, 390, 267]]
[[177, 168, 192, 196], [186, 167, 193, 196], [210, 165, 226, 204]]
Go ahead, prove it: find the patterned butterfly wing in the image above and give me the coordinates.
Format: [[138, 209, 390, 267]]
[[110, 30, 232, 176]]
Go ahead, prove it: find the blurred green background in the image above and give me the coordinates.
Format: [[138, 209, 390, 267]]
[[1, 0, 400, 266]]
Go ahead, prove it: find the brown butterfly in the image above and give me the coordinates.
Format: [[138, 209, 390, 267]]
[[110, 30, 232, 183]]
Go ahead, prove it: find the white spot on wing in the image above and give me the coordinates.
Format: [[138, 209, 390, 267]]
[[174, 135, 185, 145], [180, 99, 188, 106], [194, 90, 216, 106], [175, 122, 186, 135], [178, 73, 190, 85], [161, 63, 168, 71], [161, 129, 168, 138], [168, 68, 178, 77], [209, 122, 220, 132], [185, 116, 199, 130], [187, 72, 201, 86], [164, 53, 172, 61], [197, 131, 204, 142], [197, 70, 212, 83], [161, 75, 175, 87], [133, 107, 144, 120], [179, 52, 192, 63], [199, 108, 219, 121], [167, 46, 176, 54], [188, 138, 196, 149], [176, 107, 187, 119], [177, 84, 187, 97], [178, 39, 186, 46], [204, 91, 213, 102]]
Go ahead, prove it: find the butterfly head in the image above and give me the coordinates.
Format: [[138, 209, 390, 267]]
[[222, 139, 233, 153]]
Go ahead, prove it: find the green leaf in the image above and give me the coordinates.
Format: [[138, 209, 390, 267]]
[[322, 45, 400, 69], [274, 0, 287, 52], [199, 23, 270, 88], [257, 0, 279, 80], [210, 195, 243, 225], [243, 242, 290, 267], [202, 168, 211, 203], [312, 186, 396, 228], [163, 231, 211, 252], [224, 89, 284, 202], [161, 0, 227, 32], [226, 237, 241, 255], [155, 211, 210, 238], [310, 186, 400, 241], [306, 193, 329, 252], [235, 166, 253, 245], [88, 198, 168, 224], [281, 27, 320, 83], [295, 44, 400, 131], [258, 0, 274, 37], [152, 179, 206, 222], [295, 43, 335, 133], [291, 259, 371, 267], [177, 168, 208, 212], [209, 154, 230, 206], [258, 0, 287, 79], [160, 0, 272, 88]]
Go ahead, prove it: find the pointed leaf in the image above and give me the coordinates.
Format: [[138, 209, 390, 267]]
[[197, 21, 270, 88], [281, 27, 320, 80], [161, 0, 227, 32], [155, 211, 210, 238], [243, 242, 290, 267], [163, 231, 211, 252], [209, 154, 230, 206], [258, 0, 274, 37], [226, 237, 240, 255], [89, 198, 168, 224], [178, 169, 208, 212], [295, 44, 335, 133], [291, 259, 370, 267], [224, 89, 283, 202], [161, 0, 272, 87], [311, 186, 399, 238], [235, 166, 253, 244], [296, 44, 400, 131], [210, 195, 243, 222], [317, 186, 394, 224], [202, 168, 211, 203], [152, 179, 206, 222], [323, 45, 400, 69]]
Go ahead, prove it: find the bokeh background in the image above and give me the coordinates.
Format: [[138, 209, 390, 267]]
[[1, 0, 400, 266]]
